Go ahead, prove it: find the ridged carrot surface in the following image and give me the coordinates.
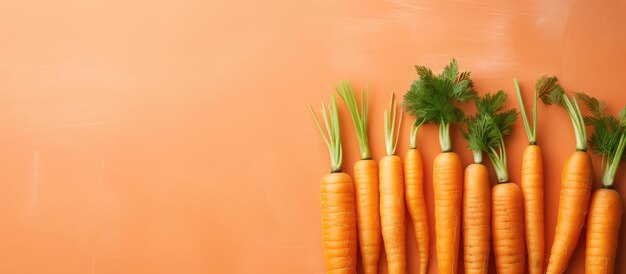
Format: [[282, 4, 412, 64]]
[[353, 159, 381, 274], [520, 145, 544, 274], [433, 152, 462, 274], [321, 172, 358, 274], [380, 155, 406, 274], [585, 188, 622, 274], [404, 148, 429, 274], [546, 151, 592, 274], [492, 182, 525, 274], [462, 163, 490, 274]]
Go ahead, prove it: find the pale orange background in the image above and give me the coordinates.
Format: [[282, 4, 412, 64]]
[[1, 0, 625, 273]]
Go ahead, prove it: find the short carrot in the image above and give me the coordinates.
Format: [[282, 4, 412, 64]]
[[543, 84, 593, 274], [379, 93, 405, 274], [513, 76, 559, 274], [337, 81, 381, 274], [404, 120, 429, 274], [462, 91, 520, 274], [309, 97, 358, 274], [579, 94, 625, 274], [403, 59, 476, 274]]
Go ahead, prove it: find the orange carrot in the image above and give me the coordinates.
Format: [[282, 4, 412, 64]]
[[514, 76, 558, 274], [310, 97, 358, 273], [337, 82, 381, 274], [543, 87, 592, 274], [462, 163, 490, 274], [580, 95, 625, 274], [403, 59, 476, 274], [379, 93, 405, 274], [586, 189, 622, 274], [520, 145, 544, 274], [404, 121, 429, 274], [433, 152, 463, 274], [461, 91, 519, 274], [492, 182, 525, 274]]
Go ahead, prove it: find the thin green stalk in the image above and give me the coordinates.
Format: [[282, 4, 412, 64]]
[[472, 150, 483, 164], [384, 93, 403, 155], [336, 81, 371, 159], [561, 95, 587, 151], [409, 119, 423, 149], [604, 132, 626, 187], [439, 121, 451, 152], [309, 97, 343, 172], [514, 79, 533, 143], [487, 133, 509, 183]]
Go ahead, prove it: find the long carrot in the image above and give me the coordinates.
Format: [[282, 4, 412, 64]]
[[337, 81, 381, 274], [309, 97, 358, 274], [462, 91, 520, 273], [543, 84, 593, 274], [379, 93, 405, 274], [513, 76, 559, 274], [403, 59, 476, 274], [404, 120, 429, 274], [461, 164, 489, 274], [579, 94, 625, 273]]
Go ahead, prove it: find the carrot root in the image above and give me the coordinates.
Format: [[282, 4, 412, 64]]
[[585, 188, 622, 274], [405, 148, 429, 274], [321, 172, 358, 274], [354, 159, 381, 274]]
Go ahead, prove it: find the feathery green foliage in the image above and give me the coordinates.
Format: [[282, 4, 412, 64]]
[[336, 81, 371, 159], [541, 81, 587, 151], [462, 90, 518, 182], [309, 97, 343, 172], [403, 58, 477, 151], [580, 93, 626, 187], [514, 75, 560, 143]]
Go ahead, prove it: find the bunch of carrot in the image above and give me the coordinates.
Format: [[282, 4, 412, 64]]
[[309, 59, 624, 274]]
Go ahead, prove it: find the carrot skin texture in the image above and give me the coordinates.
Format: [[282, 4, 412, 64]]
[[462, 163, 490, 274], [321, 172, 358, 274], [353, 159, 381, 274], [521, 145, 545, 274], [433, 152, 462, 274], [404, 149, 429, 274], [585, 188, 623, 274], [492, 182, 525, 274], [546, 151, 593, 274], [379, 155, 406, 274]]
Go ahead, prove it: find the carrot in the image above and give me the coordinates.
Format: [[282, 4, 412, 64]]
[[513, 76, 559, 274], [433, 151, 462, 274], [586, 189, 622, 273], [579, 95, 626, 274], [404, 120, 429, 274], [337, 81, 381, 274], [492, 182, 525, 274], [309, 97, 358, 274], [462, 91, 519, 273], [403, 59, 476, 274], [379, 93, 405, 274], [543, 85, 593, 274]]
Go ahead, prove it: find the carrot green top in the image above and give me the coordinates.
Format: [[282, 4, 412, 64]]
[[462, 91, 518, 182], [384, 93, 403, 156], [409, 119, 424, 149], [403, 58, 477, 152], [580, 94, 626, 187], [309, 97, 343, 173], [542, 80, 588, 151], [336, 81, 371, 160], [514, 76, 560, 144]]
